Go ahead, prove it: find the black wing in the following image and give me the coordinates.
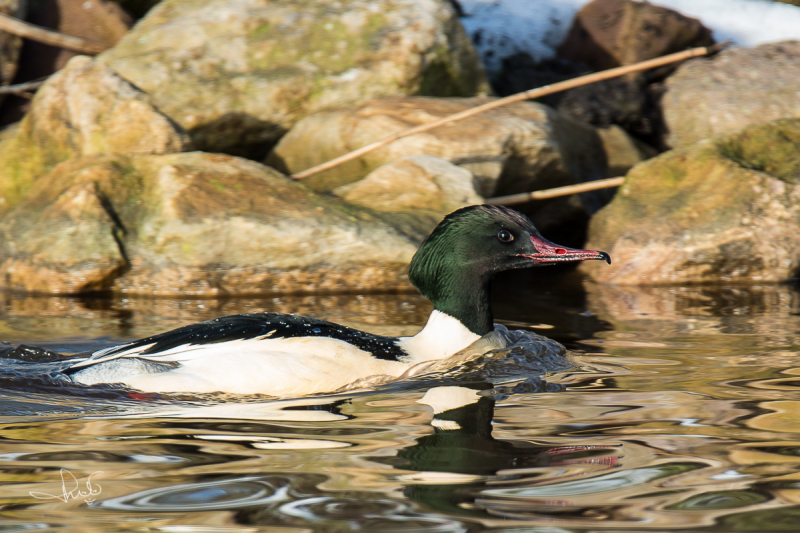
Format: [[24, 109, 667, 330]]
[[65, 313, 408, 374]]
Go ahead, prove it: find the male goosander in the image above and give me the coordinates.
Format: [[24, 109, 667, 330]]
[[64, 205, 610, 396]]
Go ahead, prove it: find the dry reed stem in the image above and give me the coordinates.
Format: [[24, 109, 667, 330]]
[[0, 13, 107, 55], [486, 177, 625, 205]]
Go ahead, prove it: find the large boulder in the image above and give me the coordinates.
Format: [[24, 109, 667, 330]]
[[0, 56, 190, 217], [0, 153, 420, 295], [581, 119, 800, 285], [268, 96, 607, 197], [99, 0, 490, 156], [663, 41, 800, 148]]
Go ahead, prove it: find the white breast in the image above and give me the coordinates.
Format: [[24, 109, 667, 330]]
[[396, 310, 482, 363]]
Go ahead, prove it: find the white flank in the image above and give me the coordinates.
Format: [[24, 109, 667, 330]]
[[72, 337, 408, 396], [71, 310, 485, 396]]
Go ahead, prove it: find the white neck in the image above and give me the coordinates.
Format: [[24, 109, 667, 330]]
[[396, 310, 482, 363]]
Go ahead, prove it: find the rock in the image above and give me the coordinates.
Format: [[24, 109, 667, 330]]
[[581, 118, 800, 285], [99, 0, 490, 156], [268, 96, 607, 197], [0, 153, 420, 295], [554, 0, 713, 149], [662, 41, 800, 148], [0, 158, 130, 294], [334, 155, 482, 213], [557, 0, 714, 71], [0, 56, 190, 216], [597, 125, 657, 177], [0, 0, 132, 126], [334, 155, 483, 236], [26, 0, 131, 70]]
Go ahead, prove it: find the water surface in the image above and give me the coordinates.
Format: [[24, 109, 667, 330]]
[[1, 276, 799, 531]]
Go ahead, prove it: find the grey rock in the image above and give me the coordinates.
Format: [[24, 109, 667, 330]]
[[663, 41, 800, 148]]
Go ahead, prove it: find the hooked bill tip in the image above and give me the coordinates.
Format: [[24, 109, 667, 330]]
[[599, 251, 611, 265]]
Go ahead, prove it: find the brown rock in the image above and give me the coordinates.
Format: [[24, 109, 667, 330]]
[[557, 0, 714, 71], [268, 96, 607, 197], [0, 56, 190, 216], [581, 119, 800, 285], [99, 0, 490, 156], [662, 41, 800, 148], [0, 153, 420, 296]]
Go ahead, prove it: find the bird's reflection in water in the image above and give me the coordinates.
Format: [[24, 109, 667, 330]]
[[377, 380, 622, 518]]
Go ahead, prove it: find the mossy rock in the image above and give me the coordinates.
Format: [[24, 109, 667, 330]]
[[581, 118, 800, 285], [0, 152, 420, 295], [0, 56, 189, 218], [100, 0, 490, 156]]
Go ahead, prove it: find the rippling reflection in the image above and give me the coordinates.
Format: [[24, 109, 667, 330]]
[[96, 476, 290, 511], [0, 285, 799, 530]]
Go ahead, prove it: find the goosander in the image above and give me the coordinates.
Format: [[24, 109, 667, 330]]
[[64, 205, 610, 396]]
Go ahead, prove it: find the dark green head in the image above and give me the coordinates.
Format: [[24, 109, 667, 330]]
[[408, 205, 610, 335]]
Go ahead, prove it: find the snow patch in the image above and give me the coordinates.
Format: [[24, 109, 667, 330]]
[[459, 0, 800, 76]]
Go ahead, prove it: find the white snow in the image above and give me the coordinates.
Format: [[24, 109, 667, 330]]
[[459, 0, 800, 76]]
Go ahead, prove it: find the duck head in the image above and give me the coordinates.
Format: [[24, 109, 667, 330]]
[[408, 205, 610, 336]]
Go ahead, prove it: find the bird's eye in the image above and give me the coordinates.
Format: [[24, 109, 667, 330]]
[[497, 230, 514, 243]]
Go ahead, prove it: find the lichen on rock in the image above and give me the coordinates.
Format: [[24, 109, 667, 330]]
[[99, 0, 490, 156], [0, 152, 421, 295], [581, 118, 800, 285], [0, 56, 190, 217]]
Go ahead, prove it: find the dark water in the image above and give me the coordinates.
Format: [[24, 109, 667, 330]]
[[1, 275, 800, 532]]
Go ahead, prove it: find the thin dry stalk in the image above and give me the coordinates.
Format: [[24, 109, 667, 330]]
[[0, 79, 45, 95], [0, 13, 107, 55], [485, 177, 625, 205], [291, 42, 728, 180]]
